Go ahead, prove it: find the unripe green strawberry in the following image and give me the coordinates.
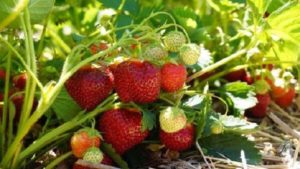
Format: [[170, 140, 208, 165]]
[[179, 44, 200, 66], [163, 31, 186, 52], [210, 121, 224, 135], [83, 147, 103, 164], [159, 107, 187, 133], [143, 44, 168, 60]]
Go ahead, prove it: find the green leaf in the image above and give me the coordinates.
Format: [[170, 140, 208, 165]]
[[267, 0, 290, 13], [219, 82, 257, 116], [141, 109, 156, 131], [29, 0, 55, 24], [220, 115, 258, 133], [0, 0, 54, 28], [222, 82, 255, 98], [247, 0, 271, 19], [199, 133, 262, 164], [100, 0, 139, 15], [266, 2, 300, 65], [101, 142, 129, 169], [182, 94, 212, 140], [52, 87, 82, 121]]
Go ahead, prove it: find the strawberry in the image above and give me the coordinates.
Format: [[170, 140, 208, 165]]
[[10, 93, 38, 122], [65, 64, 114, 110], [161, 63, 187, 92], [143, 44, 168, 61], [71, 128, 101, 158], [159, 107, 187, 133], [114, 60, 161, 103], [242, 72, 253, 84], [248, 93, 271, 118], [101, 154, 113, 165], [13, 72, 27, 90], [0, 68, 6, 87], [83, 147, 103, 164], [273, 87, 296, 108], [210, 121, 224, 134], [160, 123, 195, 151], [0, 92, 3, 101], [98, 109, 149, 154], [163, 31, 186, 52], [224, 69, 246, 82], [179, 44, 200, 66], [90, 43, 108, 54]]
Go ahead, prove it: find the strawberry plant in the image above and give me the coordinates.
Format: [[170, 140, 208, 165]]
[[0, 0, 299, 168]]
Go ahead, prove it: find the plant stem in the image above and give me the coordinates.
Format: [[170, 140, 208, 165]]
[[187, 49, 247, 82], [17, 97, 115, 163], [1, 52, 12, 157], [0, 0, 29, 31]]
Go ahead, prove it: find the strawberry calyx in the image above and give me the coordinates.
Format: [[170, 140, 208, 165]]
[[253, 79, 270, 94], [78, 127, 102, 140]]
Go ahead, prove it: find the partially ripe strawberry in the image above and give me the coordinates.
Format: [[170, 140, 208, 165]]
[[242, 73, 253, 84], [179, 44, 200, 66], [159, 107, 187, 133], [83, 147, 103, 164], [160, 123, 195, 151], [248, 93, 271, 118], [163, 31, 186, 52], [273, 87, 296, 108], [13, 72, 27, 90], [65, 65, 113, 110], [161, 63, 187, 92], [143, 44, 168, 60], [98, 109, 149, 154], [224, 69, 246, 82], [71, 128, 101, 158], [114, 60, 161, 103]]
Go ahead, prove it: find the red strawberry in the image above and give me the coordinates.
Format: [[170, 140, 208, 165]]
[[242, 73, 253, 84], [224, 69, 246, 82], [161, 63, 187, 92], [273, 87, 296, 108], [0, 68, 6, 87], [13, 72, 27, 90], [198, 71, 215, 81], [90, 43, 109, 54], [160, 123, 195, 151], [65, 65, 114, 110], [71, 128, 101, 158], [101, 154, 113, 165], [114, 60, 161, 103], [0, 92, 3, 101], [98, 109, 149, 154], [11, 94, 38, 122], [248, 93, 271, 118]]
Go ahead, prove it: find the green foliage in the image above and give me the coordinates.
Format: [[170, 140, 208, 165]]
[[51, 87, 82, 122], [141, 109, 156, 131], [219, 82, 257, 116], [199, 133, 262, 164], [266, 2, 300, 65]]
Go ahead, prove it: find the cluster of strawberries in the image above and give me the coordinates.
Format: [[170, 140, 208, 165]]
[[68, 31, 201, 167], [0, 69, 37, 121], [224, 67, 296, 118]]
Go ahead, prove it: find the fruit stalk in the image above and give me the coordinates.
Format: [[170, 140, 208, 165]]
[[187, 49, 247, 82]]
